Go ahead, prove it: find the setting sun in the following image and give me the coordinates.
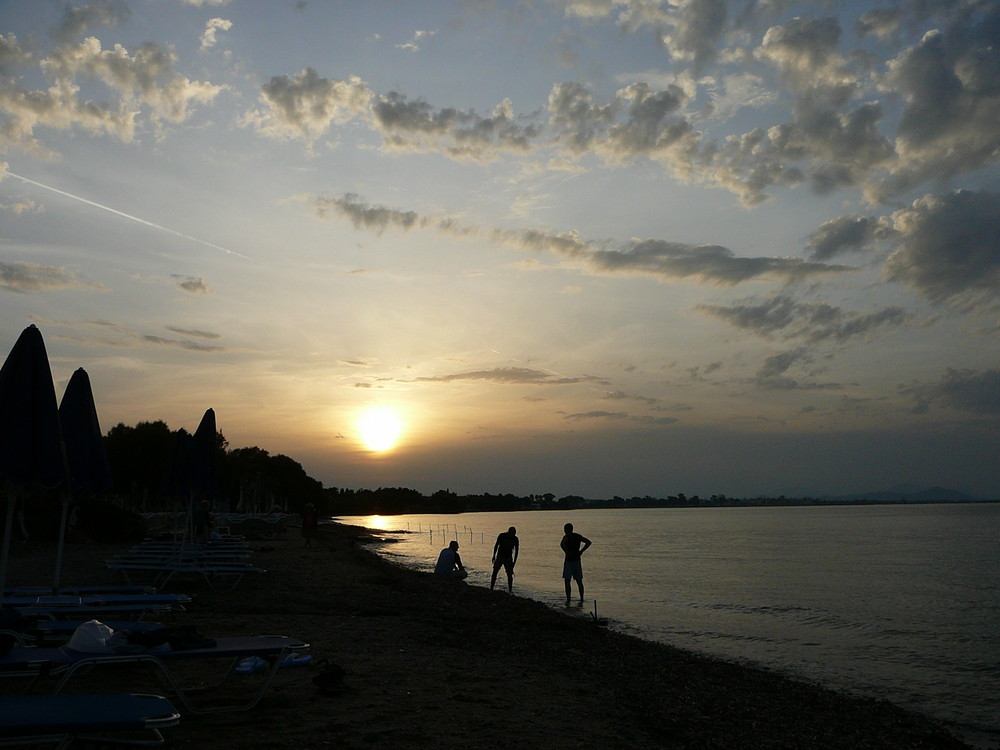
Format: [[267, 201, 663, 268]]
[[357, 406, 403, 452]]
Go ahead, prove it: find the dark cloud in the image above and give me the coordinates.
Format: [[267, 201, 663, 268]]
[[564, 410, 679, 426], [313, 193, 852, 286], [142, 334, 224, 352], [165, 326, 220, 339], [247, 67, 371, 145], [0, 261, 91, 292], [313, 193, 426, 235], [414, 367, 597, 385], [876, 5, 1000, 198], [698, 295, 909, 343], [373, 92, 540, 160], [758, 347, 810, 379], [806, 214, 895, 260], [52, 0, 131, 43], [173, 276, 210, 293], [589, 239, 851, 285], [885, 189, 1000, 302], [902, 368, 1000, 415], [602, 389, 658, 405]]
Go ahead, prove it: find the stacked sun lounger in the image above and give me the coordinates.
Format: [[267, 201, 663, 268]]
[[0, 693, 181, 747], [105, 539, 265, 591], [0, 634, 310, 715]]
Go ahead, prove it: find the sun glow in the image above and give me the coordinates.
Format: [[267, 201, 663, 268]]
[[357, 406, 403, 452]]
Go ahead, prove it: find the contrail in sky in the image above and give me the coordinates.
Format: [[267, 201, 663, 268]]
[[4, 171, 249, 259]]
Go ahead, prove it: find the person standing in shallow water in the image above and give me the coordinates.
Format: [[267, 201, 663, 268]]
[[491, 526, 519, 592], [560, 522, 592, 605]]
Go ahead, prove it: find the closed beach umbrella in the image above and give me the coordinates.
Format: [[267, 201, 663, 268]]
[[55, 367, 113, 589], [167, 409, 217, 546], [188, 408, 219, 500], [0, 325, 68, 594], [58, 368, 112, 496]]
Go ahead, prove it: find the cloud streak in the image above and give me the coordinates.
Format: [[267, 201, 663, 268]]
[[312, 193, 853, 286]]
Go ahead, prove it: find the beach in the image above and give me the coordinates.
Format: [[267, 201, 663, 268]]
[[3, 522, 971, 749]]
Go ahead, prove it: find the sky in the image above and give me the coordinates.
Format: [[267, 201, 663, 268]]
[[1, 0, 998, 500]]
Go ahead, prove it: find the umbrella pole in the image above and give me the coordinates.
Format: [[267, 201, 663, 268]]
[[52, 491, 71, 593], [0, 490, 17, 595]]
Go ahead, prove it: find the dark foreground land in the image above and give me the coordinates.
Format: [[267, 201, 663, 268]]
[[3, 522, 971, 749]]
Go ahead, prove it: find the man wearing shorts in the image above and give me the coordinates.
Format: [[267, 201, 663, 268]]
[[560, 522, 592, 605], [490, 526, 520, 592]]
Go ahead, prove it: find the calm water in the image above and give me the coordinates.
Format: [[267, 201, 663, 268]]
[[343, 504, 1000, 747]]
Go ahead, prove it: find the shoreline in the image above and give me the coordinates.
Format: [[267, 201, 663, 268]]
[[3, 522, 972, 749]]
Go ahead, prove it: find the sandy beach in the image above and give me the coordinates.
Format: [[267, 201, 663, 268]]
[[2, 521, 971, 749]]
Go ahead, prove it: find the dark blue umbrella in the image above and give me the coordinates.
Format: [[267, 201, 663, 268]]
[[55, 367, 113, 589], [187, 408, 219, 501], [0, 325, 69, 594], [59, 368, 112, 496], [183, 409, 218, 545]]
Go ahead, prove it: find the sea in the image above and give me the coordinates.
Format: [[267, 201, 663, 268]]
[[340, 503, 1000, 748]]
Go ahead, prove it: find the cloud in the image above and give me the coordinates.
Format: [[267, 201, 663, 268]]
[[40, 37, 224, 125], [884, 190, 1000, 302], [173, 275, 210, 293], [371, 92, 539, 161], [0, 36, 224, 152], [0, 197, 42, 214], [874, 7, 1000, 199], [142, 334, 224, 352], [751, 347, 839, 391], [564, 410, 679, 426], [806, 214, 895, 260], [902, 368, 1000, 415], [698, 295, 910, 343], [242, 67, 371, 146], [181, 0, 232, 6], [414, 367, 597, 385], [0, 32, 32, 75], [395, 30, 437, 53], [165, 326, 220, 339], [312, 192, 853, 286], [200, 18, 233, 50], [757, 347, 809, 379], [855, 8, 901, 40], [312, 193, 428, 235], [52, 0, 131, 43], [584, 238, 849, 285], [0, 261, 96, 292]]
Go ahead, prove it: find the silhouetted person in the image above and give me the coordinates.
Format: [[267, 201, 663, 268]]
[[301, 503, 319, 547], [560, 522, 591, 605], [434, 540, 468, 580], [192, 500, 212, 544], [491, 526, 520, 592]]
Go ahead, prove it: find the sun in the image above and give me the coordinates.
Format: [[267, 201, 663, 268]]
[[357, 406, 403, 452]]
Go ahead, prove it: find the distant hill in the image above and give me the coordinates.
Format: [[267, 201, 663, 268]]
[[820, 485, 979, 503]]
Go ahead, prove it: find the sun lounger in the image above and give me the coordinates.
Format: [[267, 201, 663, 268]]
[[2, 593, 190, 609], [0, 693, 179, 748], [14, 602, 174, 622], [106, 559, 265, 592], [32, 620, 164, 645], [0, 635, 309, 714], [3, 585, 156, 597]]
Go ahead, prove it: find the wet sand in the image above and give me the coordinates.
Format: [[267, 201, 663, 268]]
[[3, 521, 971, 749]]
